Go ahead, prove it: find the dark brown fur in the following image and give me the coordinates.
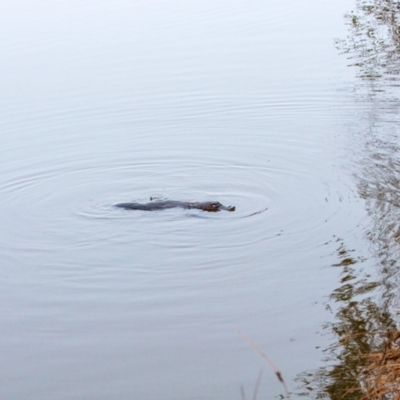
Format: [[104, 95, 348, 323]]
[[115, 200, 235, 212]]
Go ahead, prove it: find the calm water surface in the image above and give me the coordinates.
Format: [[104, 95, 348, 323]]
[[0, 1, 366, 399]]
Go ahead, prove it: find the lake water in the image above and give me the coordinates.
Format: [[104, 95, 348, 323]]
[[0, 1, 375, 399]]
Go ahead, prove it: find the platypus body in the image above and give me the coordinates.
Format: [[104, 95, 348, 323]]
[[115, 200, 235, 212]]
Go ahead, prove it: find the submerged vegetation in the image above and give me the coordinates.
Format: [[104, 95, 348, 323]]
[[299, 1, 400, 398]]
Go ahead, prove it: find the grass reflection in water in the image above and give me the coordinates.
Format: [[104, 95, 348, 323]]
[[298, 1, 400, 397]]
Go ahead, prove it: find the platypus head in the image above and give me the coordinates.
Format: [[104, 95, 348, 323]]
[[202, 202, 235, 212]]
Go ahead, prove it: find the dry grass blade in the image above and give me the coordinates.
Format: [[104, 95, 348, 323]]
[[236, 328, 291, 399], [252, 369, 263, 400], [240, 384, 246, 400]]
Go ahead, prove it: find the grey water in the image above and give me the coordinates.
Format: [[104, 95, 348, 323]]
[[0, 1, 370, 399]]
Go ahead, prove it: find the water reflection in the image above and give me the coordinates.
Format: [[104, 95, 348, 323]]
[[335, 0, 400, 81], [299, 1, 400, 398], [297, 239, 396, 399]]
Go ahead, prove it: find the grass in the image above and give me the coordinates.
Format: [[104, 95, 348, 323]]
[[353, 330, 400, 400], [237, 328, 400, 399], [236, 328, 291, 400]]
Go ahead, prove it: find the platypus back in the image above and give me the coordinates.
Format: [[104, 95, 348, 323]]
[[115, 200, 235, 212]]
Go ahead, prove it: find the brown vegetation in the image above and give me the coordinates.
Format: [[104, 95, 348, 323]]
[[236, 328, 291, 400], [354, 330, 400, 400]]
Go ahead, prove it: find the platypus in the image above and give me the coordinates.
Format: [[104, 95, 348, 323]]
[[115, 200, 235, 212]]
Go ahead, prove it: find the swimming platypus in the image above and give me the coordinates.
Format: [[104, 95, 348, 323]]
[[115, 200, 235, 212]]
